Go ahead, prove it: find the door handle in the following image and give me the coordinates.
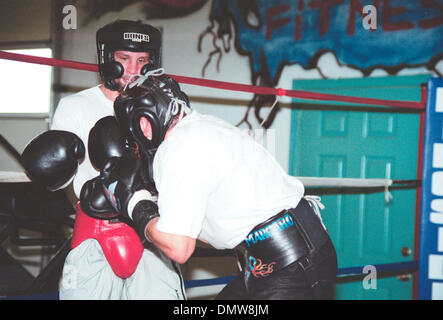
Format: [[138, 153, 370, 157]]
[[401, 246, 412, 257]]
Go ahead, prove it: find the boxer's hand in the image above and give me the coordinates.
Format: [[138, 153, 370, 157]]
[[79, 176, 119, 220], [99, 153, 159, 239], [21, 130, 85, 190], [88, 116, 129, 171]]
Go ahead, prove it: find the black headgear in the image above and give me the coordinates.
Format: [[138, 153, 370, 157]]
[[114, 75, 190, 166], [96, 20, 162, 91]]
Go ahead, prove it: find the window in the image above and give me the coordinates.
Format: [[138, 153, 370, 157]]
[[0, 48, 52, 114]]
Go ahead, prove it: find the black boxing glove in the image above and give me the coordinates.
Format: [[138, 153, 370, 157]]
[[83, 116, 137, 220], [88, 116, 128, 171], [99, 153, 159, 239], [88, 115, 154, 188], [79, 176, 119, 220], [21, 130, 85, 190]]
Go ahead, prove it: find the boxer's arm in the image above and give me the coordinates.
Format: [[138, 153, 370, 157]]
[[146, 218, 196, 264]]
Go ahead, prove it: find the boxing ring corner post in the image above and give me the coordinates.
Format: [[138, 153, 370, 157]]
[[416, 78, 443, 300], [412, 84, 427, 300]]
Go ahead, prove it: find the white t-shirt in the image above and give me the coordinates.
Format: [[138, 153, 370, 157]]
[[51, 85, 114, 198], [154, 111, 305, 249]]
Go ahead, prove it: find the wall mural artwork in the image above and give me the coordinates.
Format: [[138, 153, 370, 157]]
[[80, 0, 443, 128], [81, 0, 209, 24], [200, 0, 443, 128]]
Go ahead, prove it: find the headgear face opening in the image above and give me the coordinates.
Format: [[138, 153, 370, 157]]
[[96, 20, 161, 91]]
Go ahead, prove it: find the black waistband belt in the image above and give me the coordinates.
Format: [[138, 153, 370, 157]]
[[242, 198, 329, 281]]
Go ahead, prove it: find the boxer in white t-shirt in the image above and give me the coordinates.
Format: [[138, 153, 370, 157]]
[[81, 75, 338, 300]]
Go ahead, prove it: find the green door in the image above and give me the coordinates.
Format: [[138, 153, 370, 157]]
[[289, 75, 430, 300]]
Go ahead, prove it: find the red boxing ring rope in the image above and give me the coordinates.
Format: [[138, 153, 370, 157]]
[[0, 50, 425, 110]]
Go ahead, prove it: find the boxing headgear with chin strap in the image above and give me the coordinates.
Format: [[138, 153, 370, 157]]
[[114, 75, 190, 178], [96, 20, 162, 91]]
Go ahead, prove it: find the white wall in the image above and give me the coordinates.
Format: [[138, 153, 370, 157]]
[[0, 117, 49, 171], [0, 0, 52, 173]]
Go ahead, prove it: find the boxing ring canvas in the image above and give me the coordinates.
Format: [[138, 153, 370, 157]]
[[419, 77, 443, 300], [289, 74, 430, 299]]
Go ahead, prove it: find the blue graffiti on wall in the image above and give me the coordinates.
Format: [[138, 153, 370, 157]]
[[206, 0, 442, 84], [201, 0, 443, 126]]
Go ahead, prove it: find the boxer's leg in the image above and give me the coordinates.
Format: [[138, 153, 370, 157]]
[[59, 239, 124, 300], [215, 271, 249, 300], [121, 246, 186, 300]]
